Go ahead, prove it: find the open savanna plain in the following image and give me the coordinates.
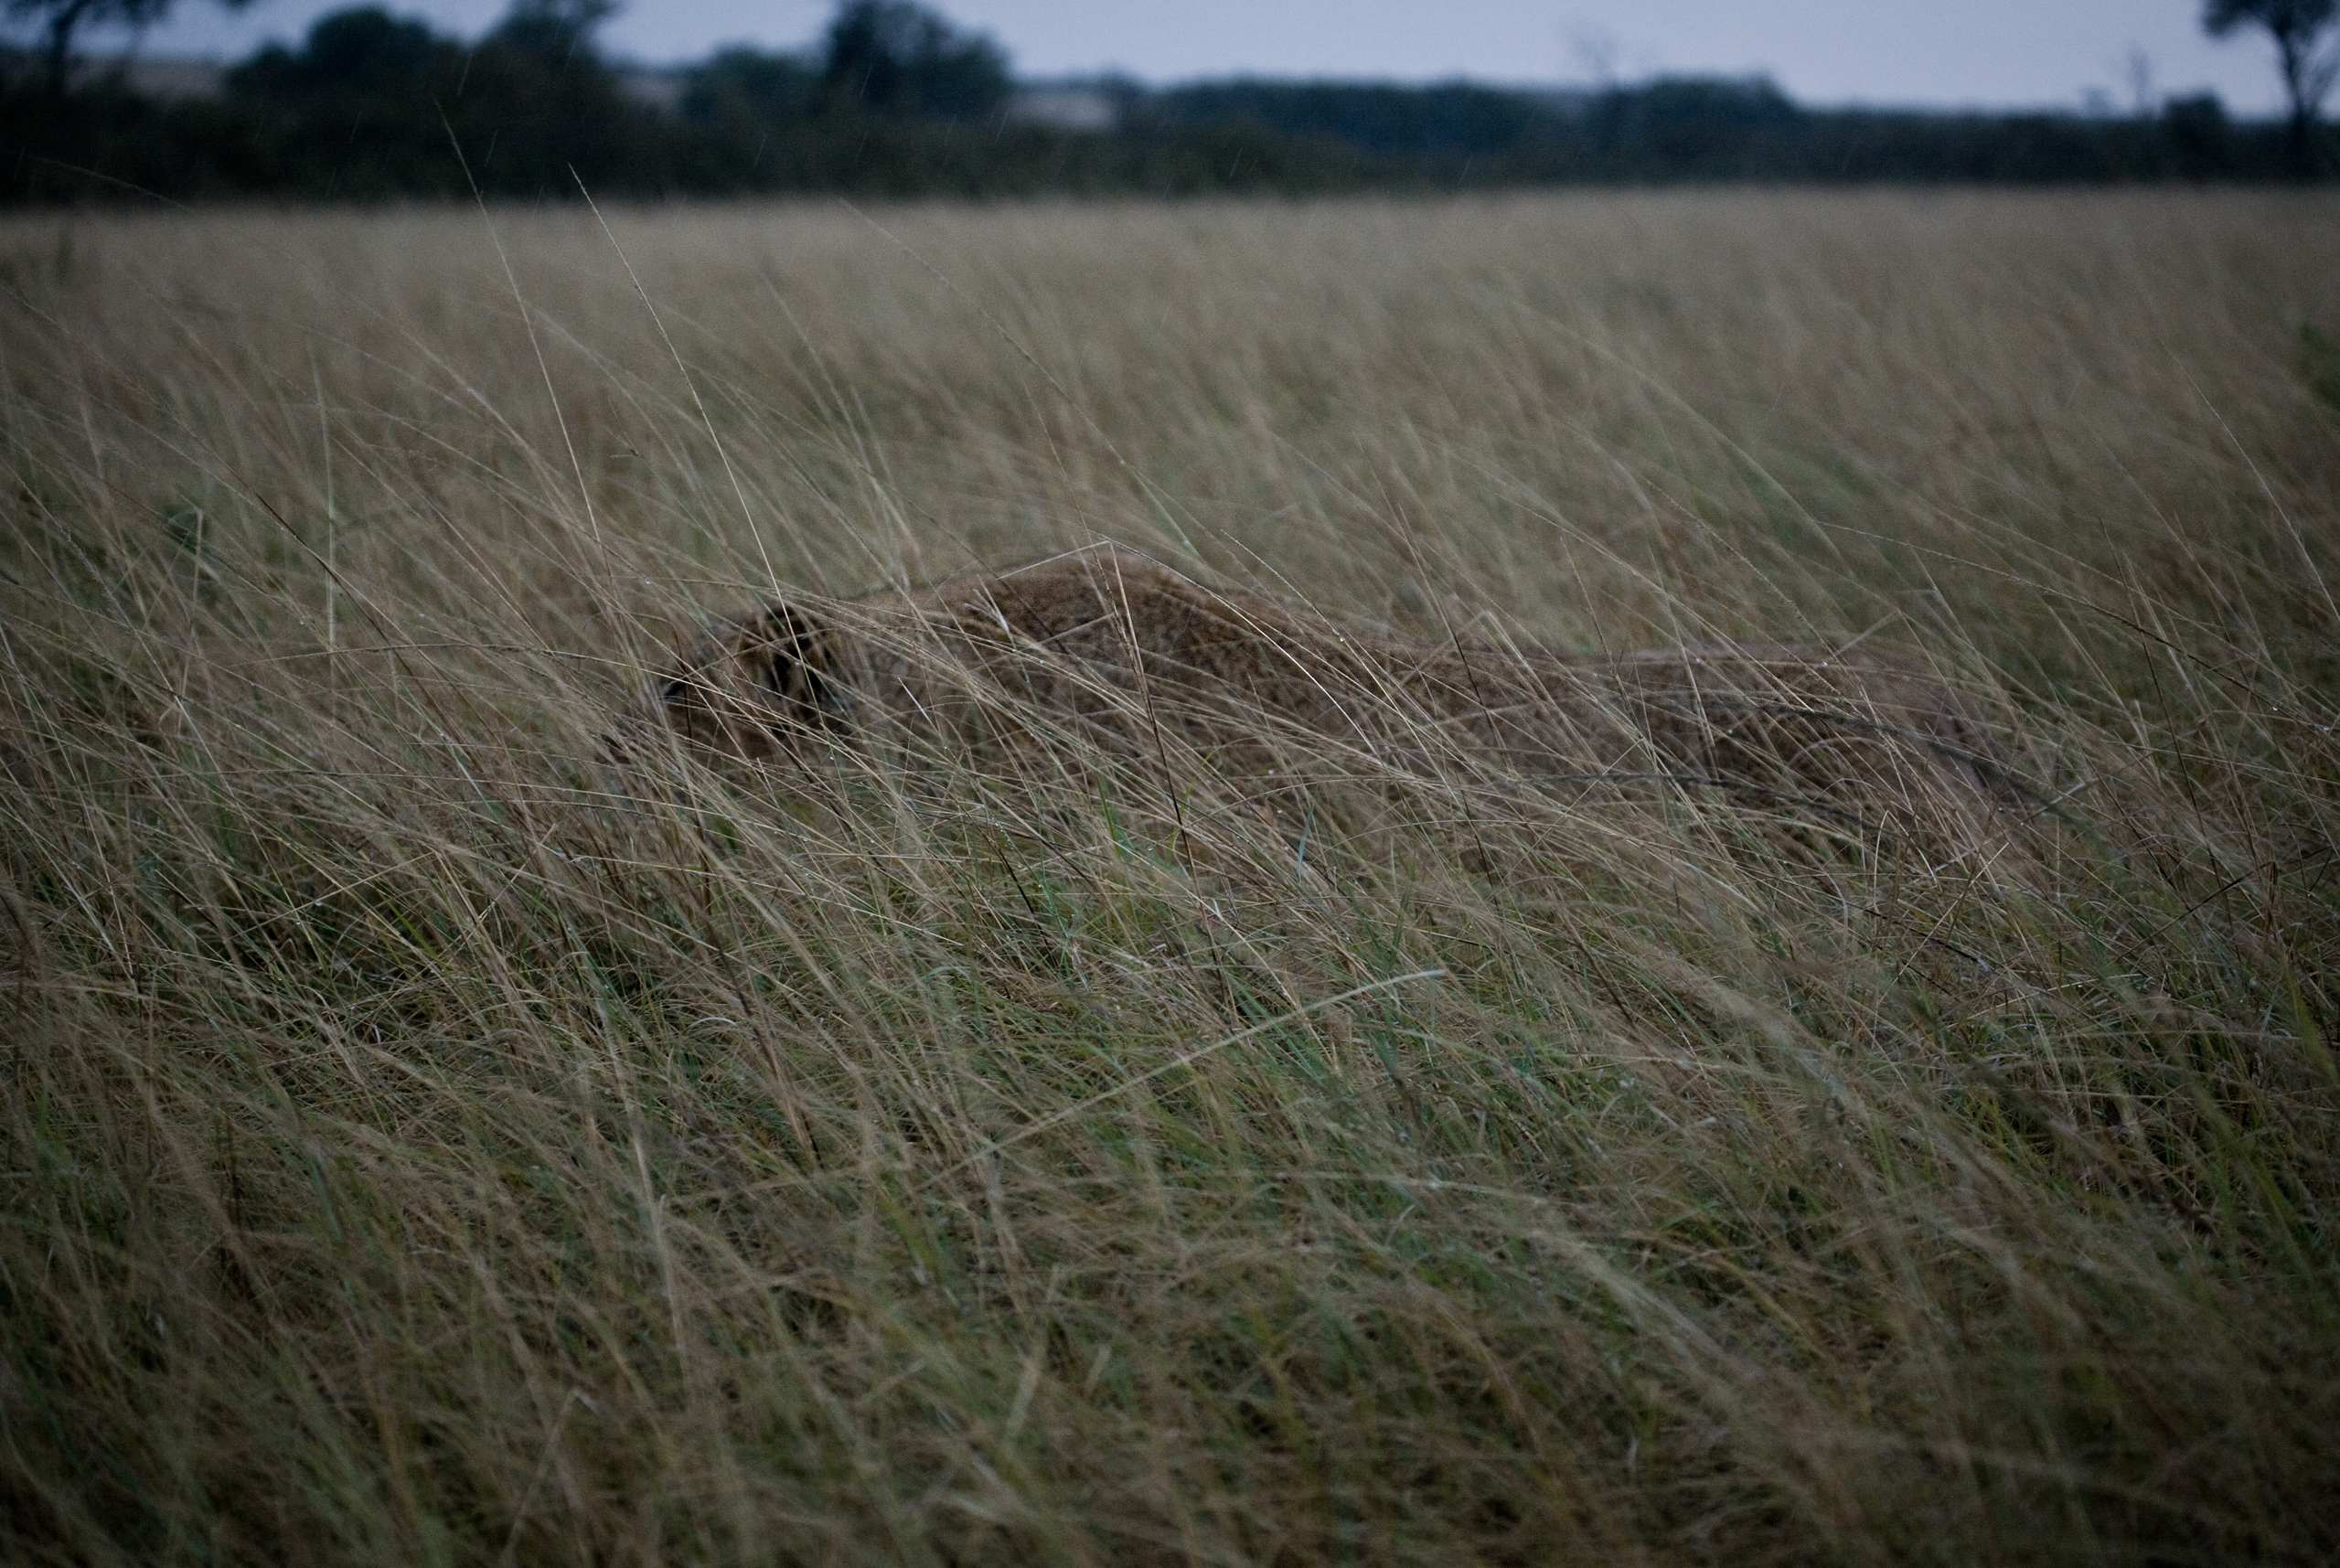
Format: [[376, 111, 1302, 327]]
[[2, 189, 2336, 1565]]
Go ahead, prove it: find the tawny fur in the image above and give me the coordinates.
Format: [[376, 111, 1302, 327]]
[[616, 544, 2006, 808]]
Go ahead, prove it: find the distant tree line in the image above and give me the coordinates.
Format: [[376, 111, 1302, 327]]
[[1138, 77, 2295, 186], [1, 0, 2330, 204]]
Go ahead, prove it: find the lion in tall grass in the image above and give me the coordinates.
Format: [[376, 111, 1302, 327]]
[[615, 544, 2011, 813]]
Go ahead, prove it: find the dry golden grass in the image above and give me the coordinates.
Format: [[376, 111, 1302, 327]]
[[1, 189, 2335, 1565]]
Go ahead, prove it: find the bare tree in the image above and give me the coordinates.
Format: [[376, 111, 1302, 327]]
[[2204, 0, 2340, 158], [2123, 46, 2157, 120]]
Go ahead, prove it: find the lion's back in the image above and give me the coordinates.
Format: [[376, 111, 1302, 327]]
[[621, 547, 2012, 805]]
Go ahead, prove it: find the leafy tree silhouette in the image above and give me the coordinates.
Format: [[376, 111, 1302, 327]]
[[228, 6, 447, 101], [221, 0, 654, 197], [819, 0, 1010, 120], [2204, 0, 2339, 165], [491, 0, 615, 68]]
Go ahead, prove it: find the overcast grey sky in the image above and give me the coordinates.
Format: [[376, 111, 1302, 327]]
[[111, 1, 2298, 115]]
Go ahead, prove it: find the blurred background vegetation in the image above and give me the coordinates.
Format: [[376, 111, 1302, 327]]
[[1, 0, 2331, 203]]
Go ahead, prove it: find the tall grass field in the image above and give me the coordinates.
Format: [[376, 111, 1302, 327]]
[[3, 191, 2336, 1565]]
